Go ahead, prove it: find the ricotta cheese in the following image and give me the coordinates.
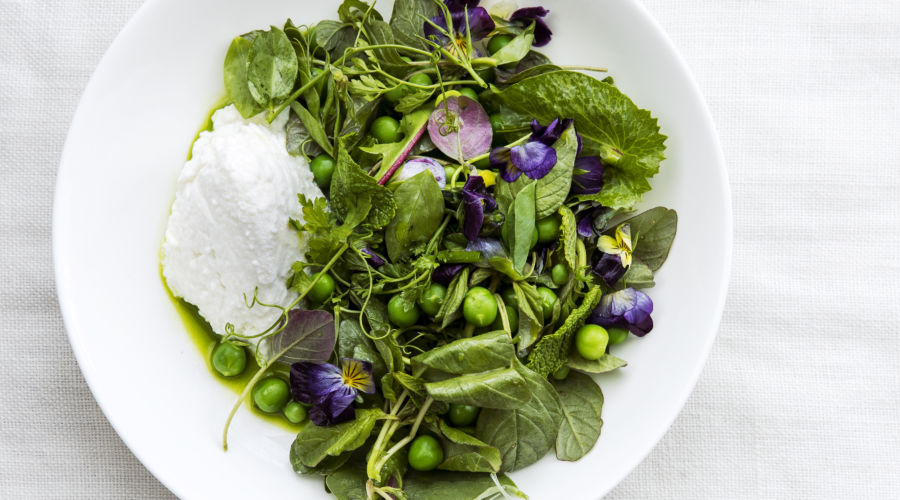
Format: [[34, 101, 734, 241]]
[[162, 105, 323, 337]]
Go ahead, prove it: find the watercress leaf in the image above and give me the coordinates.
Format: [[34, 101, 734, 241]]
[[552, 371, 605, 461], [365, 106, 432, 180], [384, 171, 444, 261], [247, 27, 298, 108], [503, 182, 536, 272], [485, 70, 667, 209], [389, 0, 440, 51], [475, 361, 563, 472], [403, 471, 526, 500], [323, 466, 368, 500], [567, 352, 628, 374], [265, 309, 335, 365], [526, 285, 604, 377], [534, 125, 578, 219], [621, 260, 655, 289], [290, 101, 334, 156], [223, 36, 263, 118], [489, 23, 534, 66], [617, 207, 678, 271], [338, 320, 387, 380], [331, 140, 397, 229], [424, 367, 532, 409], [558, 205, 578, 271], [437, 267, 470, 327], [290, 408, 384, 468], [412, 331, 514, 375]]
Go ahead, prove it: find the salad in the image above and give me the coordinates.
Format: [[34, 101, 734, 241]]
[[162, 0, 677, 498]]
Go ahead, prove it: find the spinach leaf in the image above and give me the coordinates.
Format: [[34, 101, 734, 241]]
[[621, 260, 655, 289], [567, 352, 627, 374], [315, 20, 359, 59], [338, 0, 381, 23], [223, 36, 263, 118], [424, 367, 532, 409], [558, 205, 578, 271], [413, 331, 514, 375], [289, 408, 384, 468], [265, 309, 335, 365], [503, 182, 536, 272], [338, 320, 387, 380], [436, 267, 470, 327], [247, 27, 298, 109], [489, 23, 534, 66], [475, 361, 563, 472], [485, 70, 667, 209], [384, 171, 444, 261], [617, 207, 678, 271], [292, 451, 351, 476], [389, 0, 440, 51], [534, 125, 578, 219], [330, 140, 397, 229], [552, 371, 605, 461], [393, 371, 426, 395], [323, 466, 368, 500], [436, 421, 502, 473], [403, 471, 526, 499], [526, 285, 604, 377]]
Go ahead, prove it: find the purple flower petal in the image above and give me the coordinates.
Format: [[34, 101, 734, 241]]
[[463, 7, 496, 41], [425, 6, 495, 46], [308, 390, 357, 426], [445, 0, 480, 11], [290, 362, 343, 404], [577, 212, 595, 238], [511, 7, 553, 47], [510, 141, 556, 179], [361, 247, 386, 267], [592, 252, 626, 287], [588, 288, 654, 337], [462, 175, 497, 242], [490, 147, 521, 182], [530, 118, 573, 146], [424, 15, 450, 45], [571, 156, 604, 195], [433, 264, 464, 285], [428, 96, 493, 161], [395, 157, 447, 188]]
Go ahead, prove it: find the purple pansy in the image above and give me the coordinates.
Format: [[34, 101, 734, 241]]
[[530, 118, 573, 146], [587, 288, 654, 337], [361, 247, 385, 267], [290, 358, 375, 426], [425, 1, 495, 50], [510, 6, 553, 47], [490, 140, 557, 182], [592, 252, 627, 287], [461, 175, 498, 242], [432, 264, 465, 285], [571, 156, 604, 195]]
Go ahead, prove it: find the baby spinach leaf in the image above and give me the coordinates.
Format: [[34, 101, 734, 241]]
[[290, 408, 384, 468], [558, 205, 578, 271], [223, 36, 263, 118], [338, 320, 387, 380], [412, 331, 514, 375], [503, 182, 536, 272], [384, 171, 444, 261], [265, 309, 335, 365], [489, 23, 534, 67], [621, 260, 655, 289], [436, 267, 470, 327], [389, 0, 440, 51], [567, 352, 628, 374], [403, 471, 526, 499], [338, 0, 381, 23], [534, 125, 578, 219], [424, 367, 531, 409], [315, 20, 359, 59], [292, 451, 351, 476], [247, 27, 298, 108], [526, 285, 604, 377], [435, 420, 502, 473], [617, 207, 678, 271], [393, 371, 426, 396], [331, 141, 397, 229], [323, 466, 368, 500], [485, 70, 667, 209], [552, 371, 605, 461], [475, 361, 563, 472]]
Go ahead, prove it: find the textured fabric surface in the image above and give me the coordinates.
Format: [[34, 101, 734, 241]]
[[2, 0, 899, 499]]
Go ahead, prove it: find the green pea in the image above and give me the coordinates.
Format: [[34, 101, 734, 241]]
[[371, 116, 403, 143], [463, 286, 499, 327], [418, 283, 447, 317], [457, 87, 479, 101], [283, 401, 308, 424], [310, 154, 335, 189], [490, 305, 519, 332], [607, 327, 629, 345], [408, 435, 444, 471], [536, 214, 561, 244], [252, 377, 291, 414], [551, 366, 570, 380], [388, 294, 420, 328], [488, 34, 514, 54], [447, 404, 480, 427], [409, 72, 433, 86], [537, 287, 558, 319], [575, 324, 609, 360], [531, 227, 539, 248], [551, 263, 570, 287], [307, 273, 335, 304], [500, 288, 518, 308], [211, 342, 247, 377]]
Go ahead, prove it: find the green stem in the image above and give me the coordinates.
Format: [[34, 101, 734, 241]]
[[374, 397, 433, 473], [558, 64, 608, 73]]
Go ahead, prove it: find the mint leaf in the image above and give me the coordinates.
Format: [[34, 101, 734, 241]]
[[526, 285, 604, 377], [330, 140, 396, 229]]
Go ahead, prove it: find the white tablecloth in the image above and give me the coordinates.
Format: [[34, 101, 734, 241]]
[[2, 0, 898, 498]]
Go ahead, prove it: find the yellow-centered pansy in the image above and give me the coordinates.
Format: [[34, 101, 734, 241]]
[[597, 224, 633, 268]]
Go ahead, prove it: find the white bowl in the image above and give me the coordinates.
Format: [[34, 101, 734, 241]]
[[53, 0, 731, 498]]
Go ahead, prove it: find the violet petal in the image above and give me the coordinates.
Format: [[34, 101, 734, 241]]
[[576, 212, 595, 238], [361, 247, 386, 267], [510, 7, 553, 47], [433, 264, 464, 285], [592, 252, 627, 287], [461, 175, 497, 242], [571, 156, 605, 195], [587, 288, 654, 337], [510, 141, 556, 179], [289, 362, 343, 404], [445, 0, 480, 11], [463, 7, 496, 41]]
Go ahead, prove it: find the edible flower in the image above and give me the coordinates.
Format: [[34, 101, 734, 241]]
[[432, 264, 465, 285], [461, 174, 498, 242], [361, 247, 386, 267], [425, 0, 496, 55], [290, 358, 375, 426], [597, 224, 633, 268], [509, 6, 553, 47], [592, 252, 627, 287], [587, 288, 654, 336], [571, 156, 604, 195], [489, 118, 578, 182]]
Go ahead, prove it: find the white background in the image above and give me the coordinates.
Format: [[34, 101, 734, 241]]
[[1, 0, 898, 498]]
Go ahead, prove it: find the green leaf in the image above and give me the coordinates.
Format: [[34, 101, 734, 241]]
[[425, 367, 532, 409], [247, 27, 298, 108], [292, 452, 351, 476], [338, 0, 381, 23], [552, 371, 605, 461], [330, 141, 396, 229], [223, 36, 263, 118], [489, 23, 534, 66], [265, 309, 335, 365], [475, 361, 563, 472], [289, 101, 333, 156], [567, 352, 628, 374], [364, 19, 409, 71], [618, 207, 678, 271], [338, 320, 387, 380], [488, 256, 525, 281], [621, 260, 655, 289], [289, 408, 384, 468], [534, 125, 578, 219], [393, 371, 426, 395], [526, 285, 604, 377], [436, 420, 502, 473], [389, 0, 440, 51], [495, 51, 555, 84], [365, 106, 432, 180], [413, 331, 514, 375], [324, 466, 368, 500], [384, 171, 444, 261], [485, 70, 667, 209], [558, 205, 578, 271], [285, 108, 319, 157], [314, 20, 358, 59], [403, 471, 526, 499], [436, 267, 470, 327], [503, 182, 536, 272]]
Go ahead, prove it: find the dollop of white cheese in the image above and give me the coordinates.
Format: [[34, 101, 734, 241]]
[[162, 105, 323, 337]]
